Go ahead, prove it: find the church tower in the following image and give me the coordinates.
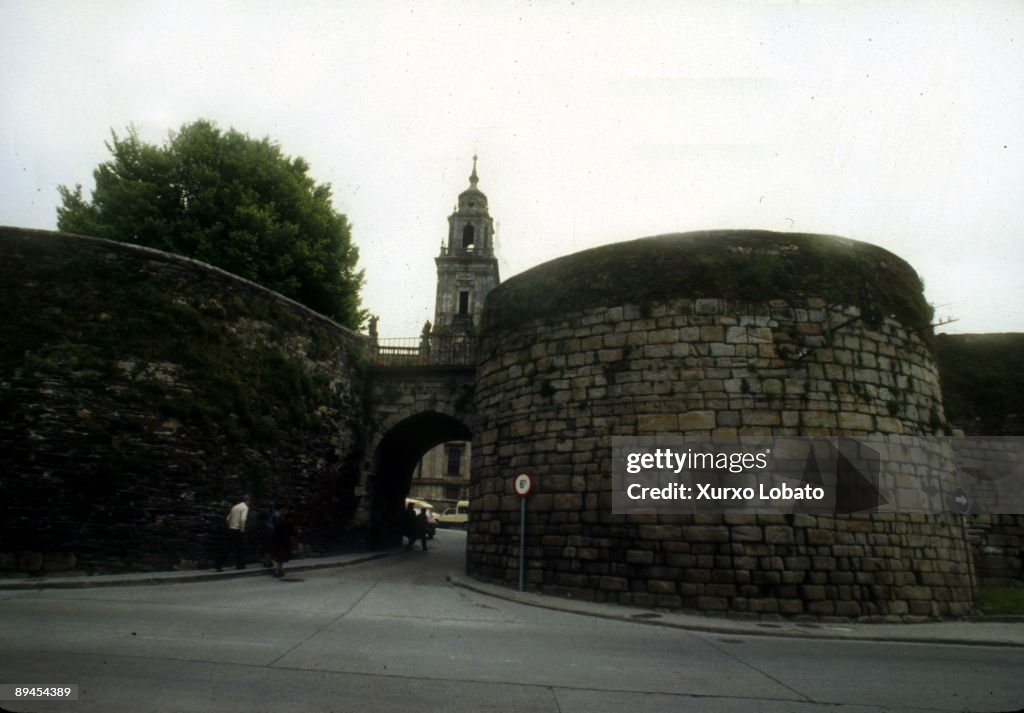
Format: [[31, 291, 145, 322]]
[[407, 157, 500, 507], [432, 156, 500, 335]]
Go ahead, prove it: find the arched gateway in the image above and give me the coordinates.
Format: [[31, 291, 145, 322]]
[[363, 360, 475, 547]]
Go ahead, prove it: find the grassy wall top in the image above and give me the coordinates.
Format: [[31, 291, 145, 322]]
[[481, 231, 932, 336]]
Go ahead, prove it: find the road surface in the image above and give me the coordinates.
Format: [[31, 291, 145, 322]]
[[1, 530, 1022, 713]]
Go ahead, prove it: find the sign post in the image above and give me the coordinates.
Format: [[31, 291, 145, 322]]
[[514, 472, 533, 592]]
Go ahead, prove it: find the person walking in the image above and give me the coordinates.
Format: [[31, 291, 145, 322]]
[[261, 502, 280, 567], [403, 502, 418, 550], [216, 494, 251, 571], [414, 507, 429, 551], [271, 505, 297, 578]]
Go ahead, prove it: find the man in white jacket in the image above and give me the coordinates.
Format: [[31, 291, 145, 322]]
[[216, 495, 251, 571]]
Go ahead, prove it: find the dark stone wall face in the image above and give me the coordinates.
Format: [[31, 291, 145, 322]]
[[468, 235, 975, 621], [0, 228, 369, 573]]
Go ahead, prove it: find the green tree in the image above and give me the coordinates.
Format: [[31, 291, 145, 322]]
[[57, 120, 366, 329]]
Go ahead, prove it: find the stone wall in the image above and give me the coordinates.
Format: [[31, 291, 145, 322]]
[[967, 515, 1024, 585], [467, 232, 975, 621], [0, 227, 369, 573]]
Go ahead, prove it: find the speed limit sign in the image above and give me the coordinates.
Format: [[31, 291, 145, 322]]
[[514, 472, 533, 592], [514, 472, 533, 497]]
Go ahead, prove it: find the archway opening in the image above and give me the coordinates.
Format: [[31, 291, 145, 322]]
[[369, 410, 471, 548]]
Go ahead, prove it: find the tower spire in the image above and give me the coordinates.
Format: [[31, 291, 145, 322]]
[[469, 154, 479, 188]]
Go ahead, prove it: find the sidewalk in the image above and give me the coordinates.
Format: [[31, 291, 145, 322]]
[[3, 551, 1021, 648], [446, 573, 1024, 649], [0, 550, 399, 590]]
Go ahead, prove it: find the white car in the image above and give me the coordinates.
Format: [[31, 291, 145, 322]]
[[436, 500, 469, 527]]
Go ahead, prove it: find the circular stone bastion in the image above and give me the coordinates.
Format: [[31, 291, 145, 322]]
[[466, 230, 974, 621]]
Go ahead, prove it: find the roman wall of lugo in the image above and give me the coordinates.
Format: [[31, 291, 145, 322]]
[[467, 231, 975, 621]]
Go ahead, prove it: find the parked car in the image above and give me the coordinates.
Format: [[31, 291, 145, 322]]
[[404, 497, 437, 539], [436, 499, 469, 528]]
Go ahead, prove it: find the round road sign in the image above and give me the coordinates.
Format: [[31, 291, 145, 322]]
[[953, 486, 969, 514], [514, 472, 533, 497]]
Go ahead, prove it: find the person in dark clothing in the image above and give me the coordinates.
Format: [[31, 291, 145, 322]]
[[271, 506, 297, 578], [262, 503, 280, 567], [404, 502, 418, 550], [414, 508, 429, 551]]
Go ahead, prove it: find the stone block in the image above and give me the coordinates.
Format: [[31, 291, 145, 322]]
[[748, 598, 780, 613], [599, 576, 629, 592], [743, 410, 781, 426], [683, 568, 712, 583], [835, 601, 862, 617], [807, 601, 835, 615], [895, 585, 933, 601], [909, 600, 934, 616], [627, 549, 655, 565], [801, 584, 827, 600], [638, 413, 678, 433], [684, 525, 731, 543], [697, 596, 728, 610], [679, 410, 716, 431], [801, 411, 837, 429], [648, 580, 677, 595], [731, 525, 763, 542], [638, 525, 683, 541], [764, 526, 794, 545], [806, 529, 835, 545], [837, 412, 874, 431], [666, 553, 696, 568]]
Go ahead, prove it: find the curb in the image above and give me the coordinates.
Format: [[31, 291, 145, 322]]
[[447, 573, 1024, 648], [0, 550, 403, 591]]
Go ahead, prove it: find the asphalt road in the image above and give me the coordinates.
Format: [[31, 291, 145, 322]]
[[1, 530, 1022, 713]]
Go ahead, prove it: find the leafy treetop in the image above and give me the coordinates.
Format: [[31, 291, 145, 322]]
[[57, 119, 366, 329]]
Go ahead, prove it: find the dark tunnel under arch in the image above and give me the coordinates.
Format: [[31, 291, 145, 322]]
[[369, 410, 472, 548]]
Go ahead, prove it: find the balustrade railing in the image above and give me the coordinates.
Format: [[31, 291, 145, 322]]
[[372, 335, 477, 366]]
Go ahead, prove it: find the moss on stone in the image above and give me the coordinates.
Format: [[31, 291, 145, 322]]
[[936, 332, 1024, 435], [482, 231, 933, 338], [0, 228, 367, 569]]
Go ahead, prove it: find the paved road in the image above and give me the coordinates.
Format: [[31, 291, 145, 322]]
[[1, 530, 1022, 713]]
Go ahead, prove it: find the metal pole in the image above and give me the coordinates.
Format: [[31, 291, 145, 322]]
[[518, 497, 526, 592]]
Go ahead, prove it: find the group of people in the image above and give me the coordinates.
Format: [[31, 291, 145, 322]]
[[214, 495, 298, 578], [403, 502, 430, 551], [216, 496, 430, 574]]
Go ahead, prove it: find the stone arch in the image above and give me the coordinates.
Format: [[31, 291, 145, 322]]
[[367, 409, 471, 547]]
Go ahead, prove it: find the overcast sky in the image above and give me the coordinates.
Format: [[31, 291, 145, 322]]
[[2, 1, 1021, 338]]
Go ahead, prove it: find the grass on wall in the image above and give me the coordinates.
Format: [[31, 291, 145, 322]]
[[936, 333, 1024, 436], [0, 234, 351, 451], [481, 231, 933, 340]]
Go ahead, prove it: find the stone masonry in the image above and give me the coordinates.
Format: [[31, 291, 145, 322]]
[[0, 228, 369, 573], [467, 232, 975, 621]]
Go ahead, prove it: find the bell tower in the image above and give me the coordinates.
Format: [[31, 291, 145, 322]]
[[432, 156, 500, 335]]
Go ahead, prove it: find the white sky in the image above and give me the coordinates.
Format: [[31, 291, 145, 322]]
[[2, 0, 1022, 338]]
